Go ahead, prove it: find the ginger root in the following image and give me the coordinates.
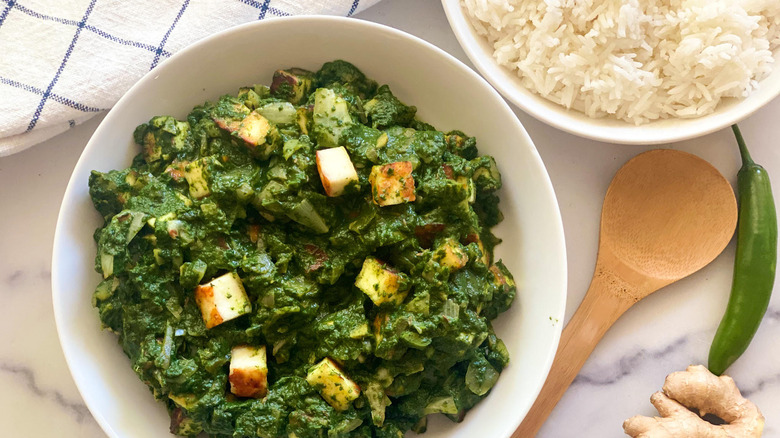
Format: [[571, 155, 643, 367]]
[[623, 365, 764, 438]]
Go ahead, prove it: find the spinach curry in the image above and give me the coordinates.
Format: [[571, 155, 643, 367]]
[[89, 60, 517, 438]]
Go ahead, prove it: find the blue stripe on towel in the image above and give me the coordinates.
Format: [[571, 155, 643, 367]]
[[26, 0, 98, 132], [0, 0, 17, 29], [0, 76, 107, 113], [348, 0, 360, 16], [239, 0, 281, 19], [258, 0, 271, 20], [238, 0, 264, 8], [9, 3, 173, 57], [150, 0, 190, 69], [13, 3, 79, 26], [268, 7, 290, 17], [86, 24, 173, 57]]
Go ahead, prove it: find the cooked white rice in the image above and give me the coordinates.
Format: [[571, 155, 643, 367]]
[[462, 0, 780, 124]]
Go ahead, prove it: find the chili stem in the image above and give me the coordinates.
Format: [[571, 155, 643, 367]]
[[732, 124, 754, 166]]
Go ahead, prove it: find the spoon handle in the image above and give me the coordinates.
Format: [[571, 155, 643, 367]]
[[513, 267, 633, 437]]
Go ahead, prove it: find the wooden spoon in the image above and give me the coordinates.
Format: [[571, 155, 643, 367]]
[[514, 149, 737, 437]]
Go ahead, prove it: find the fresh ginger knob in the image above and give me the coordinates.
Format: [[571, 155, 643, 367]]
[[623, 365, 764, 437]]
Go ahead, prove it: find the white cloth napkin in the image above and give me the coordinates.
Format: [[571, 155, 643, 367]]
[[0, 0, 380, 157]]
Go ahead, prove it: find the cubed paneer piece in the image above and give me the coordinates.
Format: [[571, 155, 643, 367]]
[[306, 358, 361, 411], [433, 238, 468, 271], [229, 345, 268, 399], [194, 272, 251, 329], [270, 68, 314, 104], [212, 103, 275, 155], [316, 146, 358, 197], [355, 257, 408, 306], [237, 111, 271, 147], [183, 160, 210, 199], [212, 102, 249, 132], [369, 161, 416, 206]]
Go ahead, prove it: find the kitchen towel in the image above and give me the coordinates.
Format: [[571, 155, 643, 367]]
[[0, 0, 380, 157]]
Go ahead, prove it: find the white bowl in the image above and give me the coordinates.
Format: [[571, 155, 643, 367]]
[[52, 16, 566, 438], [441, 0, 780, 145]]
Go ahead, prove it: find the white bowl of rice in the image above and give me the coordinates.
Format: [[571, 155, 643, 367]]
[[442, 0, 780, 144]]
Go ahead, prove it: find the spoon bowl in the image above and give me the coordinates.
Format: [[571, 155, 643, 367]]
[[515, 149, 738, 437], [602, 150, 739, 283]]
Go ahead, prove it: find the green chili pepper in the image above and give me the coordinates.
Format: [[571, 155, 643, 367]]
[[708, 125, 777, 376]]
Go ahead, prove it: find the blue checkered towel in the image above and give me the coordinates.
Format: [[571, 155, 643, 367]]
[[0, 0, 380, 156]]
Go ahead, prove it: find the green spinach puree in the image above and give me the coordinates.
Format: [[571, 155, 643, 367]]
[[89, 60, 516, 438]]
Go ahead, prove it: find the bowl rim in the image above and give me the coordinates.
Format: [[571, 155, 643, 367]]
[[440, 0, 780, 145], [51, 15, 567, 438]]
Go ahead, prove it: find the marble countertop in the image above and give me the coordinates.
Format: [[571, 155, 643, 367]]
[[1, 0, 778, 436]]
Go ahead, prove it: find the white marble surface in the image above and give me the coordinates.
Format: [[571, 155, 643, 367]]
[[1, 0, 779, 436]]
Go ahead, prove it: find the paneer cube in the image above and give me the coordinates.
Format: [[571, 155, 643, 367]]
[[306, 358, 361, 411], [237, 111, 271, 147], [369, 161, 416, 206], [213, 103, 274, 156], [213, 102, 249, 132], [270, 68, 314, 104], [229, 345, 268, 399], [316, 146, 359, 197], [183, 159, 210, 199], [355, 257, 408, 306], [433, 238, 469, 271], [194, 272, 251, 329]]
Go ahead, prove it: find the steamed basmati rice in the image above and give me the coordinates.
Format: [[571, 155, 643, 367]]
[[462, 0, 780, 124]]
